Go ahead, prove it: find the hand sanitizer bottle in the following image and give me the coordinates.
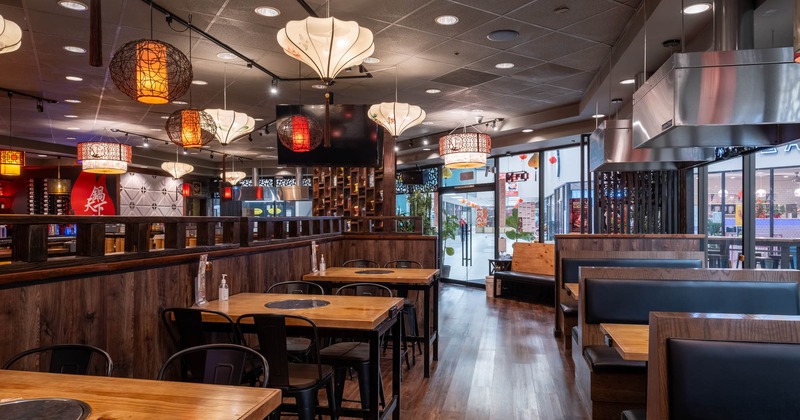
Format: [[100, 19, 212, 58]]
[[219, 274, 229, 301], [320, 255, 326, 272]]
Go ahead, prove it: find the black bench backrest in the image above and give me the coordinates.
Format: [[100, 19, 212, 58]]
[[668, 338, 800, 420], [584, 279, 800, 324], [561, 258, 702, 284]]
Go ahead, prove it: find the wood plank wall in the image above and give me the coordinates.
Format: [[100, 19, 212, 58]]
[[340, 234, 438, 268], [0, 235, 434, 378]]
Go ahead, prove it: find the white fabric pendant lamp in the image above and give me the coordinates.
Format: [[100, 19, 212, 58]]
[[0, 15, 22, 54], [205, 67, 256, 145], [161, 161, 194, 179], [277, 16, 374, 84]]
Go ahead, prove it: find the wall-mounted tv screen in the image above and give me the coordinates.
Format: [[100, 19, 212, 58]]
[[400, 170, 423, 185], [276, 104, 384, 167]]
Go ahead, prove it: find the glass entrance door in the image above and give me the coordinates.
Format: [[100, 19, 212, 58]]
[[441, 189, 495, 285]]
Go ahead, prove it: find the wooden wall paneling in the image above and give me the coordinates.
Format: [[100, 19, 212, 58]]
[[124, 223, 150, 252], [340, 236, 437, 268], [648, 313, 800, 420], [12, 224, 48, 262], [196, 221, 215, 246], [164, 222, 186, 250], [76, 223, 105, 257]]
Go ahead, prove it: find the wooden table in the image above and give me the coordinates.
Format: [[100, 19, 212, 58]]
[[202, 293, 403, 420], [565, 283, 579, 299], [303, 267, 440, 378], [600, 323, 649, 362], [0, 369, 281, 419]]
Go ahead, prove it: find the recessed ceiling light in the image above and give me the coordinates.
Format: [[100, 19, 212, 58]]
[[423, 139, 429, 145], [619, 78, 635, 85], [592, 114, 606, 118], [471, 109, 484, 113], [191, 80, 208, 85], [67, 127, 80, 130], [254, 118, 264, 121], [610, 98, 623, 104], [150, 128, 161, 131], [37, 154, 48, 157], [495, 62, 515, 69], [522, 128, 534, 133], [363, 57, 380, 64], [554, 6, 570, 14], [66, 136, 76, 140], [65, 76, 83, 81], [172, 100, 188, 105], [311, 84, 327, 89], [487, 29, 519, 42], [435, 15, 459, 25], [683, 3, 711, 14], [425, 88, 441, 94], [63, 45, 86, 54], [394, 146, 400, 151], [254, 6, 280, 17], [422, 121, 434, 125], [160, 115, 169, 119], [64, 99, 81, 104], [217, 52, 237, 60], [422, 148, 432, 151], [64, 114, 78, 118], [58, 1, 88, 11]]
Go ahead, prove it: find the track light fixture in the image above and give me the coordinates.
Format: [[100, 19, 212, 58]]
[[270, 78, 278, 94], [264, 126, 270, 135], [210, 151, 214, 159], [248, 133, 253, 142], [36, 99, 43, 113], [143, 137, 149, 147], [183, 148, 188, 155]]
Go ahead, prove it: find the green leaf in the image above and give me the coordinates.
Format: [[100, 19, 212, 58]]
[[445, 247, 455, 256]]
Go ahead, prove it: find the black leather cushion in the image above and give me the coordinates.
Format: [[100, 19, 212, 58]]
[[668, 339, 800, 420], [560, 302, 578, 316], [561, 258, 702, 284], [584, 345, 646, 373], [585, 279, 799, 324], [620, 409, 646, 420], [319, 342, 369, 363], [494, 271, 554, 286]]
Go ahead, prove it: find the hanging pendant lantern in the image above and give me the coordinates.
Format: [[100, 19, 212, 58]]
[[47, 157, 72, 195], [205, 109, 256, 145], [0, 15, 22, 54], [165, 109, 217, 148], [77, 142, 132, 174], [277, 16, 375, 84], [181, 183, 191, 197], [161, 161, 194, 178], [439, 132, 491, 169], [0, 150, 24, 175], [223, 186, 233, 199], [277, 115, 323, 152], [109, 39, 192, 104], [368, 102, 426, 138], [221, 171, 247, 186]]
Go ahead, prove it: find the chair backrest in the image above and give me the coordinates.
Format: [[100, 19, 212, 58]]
[[2, 344, 114, 377], [157, 343, 269, 387], [267, 281, 324, 295], [342, 259, 380, 268], [649, 312, 800, 420], [161, 307, 243, 350], [236, 313, 322, 389], [384, 260, 422, 269], [561, 258, 703, 284], [335, 282, 393, 297]]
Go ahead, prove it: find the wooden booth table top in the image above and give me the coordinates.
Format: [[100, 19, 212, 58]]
[[565, 283, 579, 299], [303, 267, 439, 285], [600, 323, 649, 362], [201, 293, 403, 330], [0, 370, 281, 420]]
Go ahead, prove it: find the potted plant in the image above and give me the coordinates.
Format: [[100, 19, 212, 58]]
[[440, 213, 459, 278], [407, 190, 436, 235], [504, 208, 535, 243]]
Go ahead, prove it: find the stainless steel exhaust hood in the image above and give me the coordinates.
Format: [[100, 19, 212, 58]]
[[632, 47, 800, 149], [590, 119, 712, 172]]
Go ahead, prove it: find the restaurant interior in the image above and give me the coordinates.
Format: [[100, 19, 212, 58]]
[[1, 0, 799, 419]]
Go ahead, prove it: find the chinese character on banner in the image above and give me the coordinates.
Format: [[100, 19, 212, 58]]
[[71, 171, 117, 215]]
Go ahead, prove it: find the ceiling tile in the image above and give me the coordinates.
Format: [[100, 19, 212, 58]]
[[509, 32, 597, 61], [513, 63, 584, 84], [372, 25, 448, 56], [395, 2, 497, 38], [547, 71, 596, 91], [432, 69, 501, 88], [474, 76, 542, 94], [449, 0, 534, 16], [467, 52, 545, 75], [416, 39, 498, 67], [516, 84, 577, 100], [455, 17, 549, 49], [551, 44, 611, 72], [561, 6, 637, 45], [509, 0, 621, 30]]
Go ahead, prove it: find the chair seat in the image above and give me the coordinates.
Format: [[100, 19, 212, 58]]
[[319, 342, 370, 363], [287, 363, 333, 389], [584, 345, 646, 374], [560, 302, 578, 316], [621, 408, 646, 420], [287, 337, 312, 353]]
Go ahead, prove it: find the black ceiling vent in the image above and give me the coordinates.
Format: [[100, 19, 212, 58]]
[[432, 69, 500, 87]]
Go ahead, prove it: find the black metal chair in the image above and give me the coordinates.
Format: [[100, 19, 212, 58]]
[[2, 344, 114, 377], [157, 343, 269, 387], [342, 259, 380, 268], [160, 307, 246, 382], [384, 260, 424, 361], [267, 281, 324, 295], [266, 281, 324, 360], [237, 313, 336, 420], [320, 283, 398, 412]]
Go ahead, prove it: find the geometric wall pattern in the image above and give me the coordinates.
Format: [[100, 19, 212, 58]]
[[120, 172, 184, 217]]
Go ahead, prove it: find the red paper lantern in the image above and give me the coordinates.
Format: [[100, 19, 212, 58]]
[[256, 186, 264, 200], [519, 154, 527, 160], [460, 198, 466, 204], [549, 156, 557, 164], [517, 198, 523, 203], [223, 186, 232, 199], [181, 183, 191, 197]]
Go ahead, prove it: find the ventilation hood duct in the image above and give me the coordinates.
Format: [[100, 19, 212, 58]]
[[632, 47, 800, 149], [590, 119, 712, 171]]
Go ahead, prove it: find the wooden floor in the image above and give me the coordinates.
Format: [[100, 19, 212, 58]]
[[332, 283, 589, 419]]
